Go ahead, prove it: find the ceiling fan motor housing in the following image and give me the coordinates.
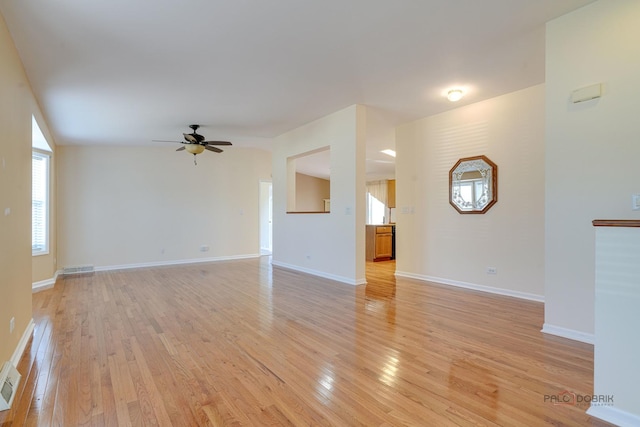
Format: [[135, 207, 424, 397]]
[[187, 124, 205, 143]]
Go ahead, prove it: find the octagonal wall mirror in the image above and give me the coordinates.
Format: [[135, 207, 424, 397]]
[[449, 155, 497, 214]]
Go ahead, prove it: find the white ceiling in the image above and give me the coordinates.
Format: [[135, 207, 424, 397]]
[[0, 0, 593, 177]]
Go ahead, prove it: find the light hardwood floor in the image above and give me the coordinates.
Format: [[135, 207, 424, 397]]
[[2, 258, 612, 426]]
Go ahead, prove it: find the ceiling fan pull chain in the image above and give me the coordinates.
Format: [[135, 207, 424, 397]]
[[193, 154, 197, 165]]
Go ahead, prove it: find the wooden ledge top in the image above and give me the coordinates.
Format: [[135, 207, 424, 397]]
[[286, 211, 330, 214], [593, 219, 640, 227]]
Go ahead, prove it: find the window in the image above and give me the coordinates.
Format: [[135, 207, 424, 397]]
[[32, 116, 52, 255], [32, 152, 50, 255], [366, 180, 388, 224], [366, 193, 386, 224]]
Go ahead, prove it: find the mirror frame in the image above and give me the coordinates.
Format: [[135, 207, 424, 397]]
[[449, 155, 498, 214]]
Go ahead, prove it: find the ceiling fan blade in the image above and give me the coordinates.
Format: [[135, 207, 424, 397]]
[[153, 139, 182, 143], [205, 145, 223, 153], [203, 141, 232, 146], [176, 146, 186, 151]]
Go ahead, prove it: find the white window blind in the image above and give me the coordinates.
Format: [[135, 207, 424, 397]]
[[366, 180, 388, 224], [32, 151, 49, 255]]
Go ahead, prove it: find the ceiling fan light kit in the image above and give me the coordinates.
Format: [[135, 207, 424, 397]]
[[185, 144, 205, 155], [153, 124, 232, 165]]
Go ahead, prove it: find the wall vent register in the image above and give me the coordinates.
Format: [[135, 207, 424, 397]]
[[0, 362, 21, 411]]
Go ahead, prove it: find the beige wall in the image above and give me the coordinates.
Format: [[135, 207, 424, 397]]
[[273, 104, 366, 284], [395, 84, 545, 299], [544, 0, 640, 338], [0, 14, 42, 363], [57, 145, 271, 269], [295, 173, 329, 212]]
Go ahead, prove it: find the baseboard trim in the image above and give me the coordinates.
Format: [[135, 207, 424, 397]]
[[271, 260, 366, 286], [10, 318, 34, 367], [43, 256, 262, 285], [541, 323, 594, 345], [394, 271, 544, 302], [89, 254, 261, 273], [587, 404, 640, 427], [32, 270, 62, 293]]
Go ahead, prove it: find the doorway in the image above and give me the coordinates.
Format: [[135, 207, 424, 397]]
[[259, 181, 272, 255]]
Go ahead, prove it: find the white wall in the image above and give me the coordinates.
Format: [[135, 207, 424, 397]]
[[544, 0, 640, 339], [395, 84, 545, 299], [590, 225, 640, 425], [57, 145, 271, 269], [272, 105, 366, 285]]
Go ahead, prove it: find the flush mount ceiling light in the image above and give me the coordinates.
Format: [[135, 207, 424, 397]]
[[447, 89, 464, 102]]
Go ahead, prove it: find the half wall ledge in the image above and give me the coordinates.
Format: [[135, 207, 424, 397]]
[[593, 219, 640, 227]]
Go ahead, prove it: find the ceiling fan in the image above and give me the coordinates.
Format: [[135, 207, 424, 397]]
[[153, 124, 232, 165]]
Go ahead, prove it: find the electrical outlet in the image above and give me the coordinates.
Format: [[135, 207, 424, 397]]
[[632, 194, 640, 211], [486, 267, 497, 275], [9, 317, 15, 334], [199, 245, 210, 252]]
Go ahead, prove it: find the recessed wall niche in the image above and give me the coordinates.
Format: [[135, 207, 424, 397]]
[[287, 146, 331, 213]]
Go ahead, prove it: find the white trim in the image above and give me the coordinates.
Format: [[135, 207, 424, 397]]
[[92, 254, 261, 273], [540, 323, 594, 345], [587, 405, 640, 427], [271, 260, 366, 286], [394, 270, 544, 302], [10, 319, 34, 367], [32, 270, 62, 293]]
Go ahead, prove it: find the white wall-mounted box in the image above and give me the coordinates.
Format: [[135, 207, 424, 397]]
[[571, 83, 601, 103]]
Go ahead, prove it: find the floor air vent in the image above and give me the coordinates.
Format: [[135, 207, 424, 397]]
[[63, 265, 95, 275], [0, 362, 21, 411]]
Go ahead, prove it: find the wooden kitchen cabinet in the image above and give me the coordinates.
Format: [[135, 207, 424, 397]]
[[366, 225, 394, 261], [388, 179, 396, 208], [375, 231, 393, 259]]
